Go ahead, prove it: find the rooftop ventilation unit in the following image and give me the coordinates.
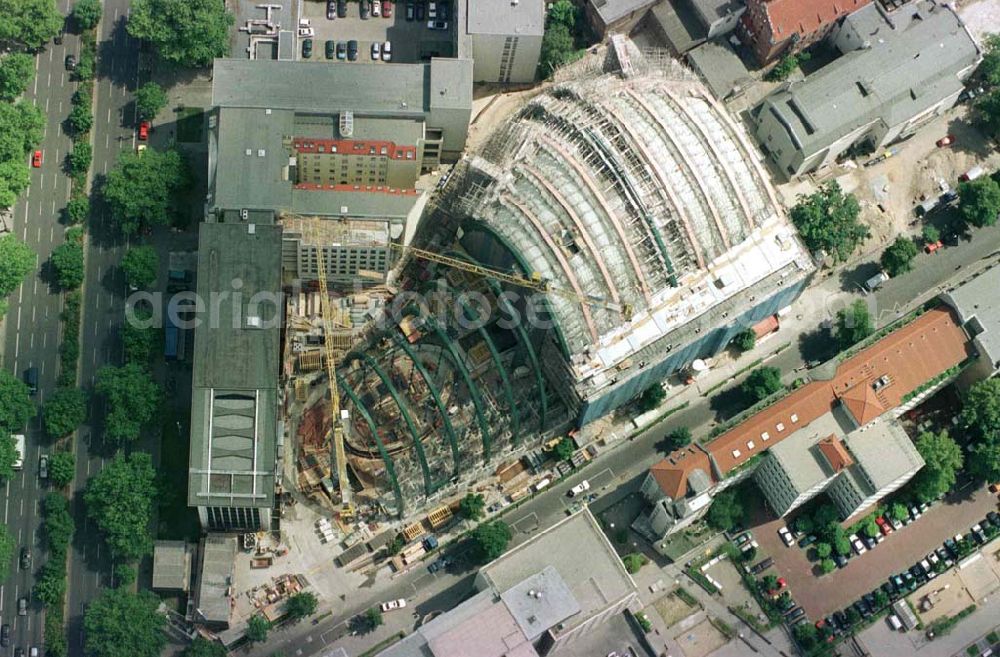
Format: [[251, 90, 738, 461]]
[[246, 315, 262, 329], [340, 111, 354, 137]]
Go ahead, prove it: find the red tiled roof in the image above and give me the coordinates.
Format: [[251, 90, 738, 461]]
[[762, 0, 869, 41], [817, 435, 853, 472], [752, 315, 780, 340], [649, 307, 971, 493], [293, 137, 418, 161], [650, 447, 714, 500], [838, 382, 884, 426]]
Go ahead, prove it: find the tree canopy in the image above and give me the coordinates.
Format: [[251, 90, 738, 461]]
[[741, 366, 783, 403], [50, 239, 85, 290], [459, 492, 485, 521], [835, 299, 874, 350], [538, 23, 576, 79], [123, 308, 157, 364], [134, 82, 168, 122], [553, 436, 575, 461], [705, 488, 743, 532], [880, 236, 919, 277], [732, 328, 756, 353], [43, 492, 74, 555], [660, 426, 692, 454], [43, 387, 87, 437], [84, 452, 158, 562], [285, 592, 318, 621], [72, 0, 102, 30], [95, 363, 160, 443], [0, 0, 64, 50], [637, 382, 666, 412], [0, 234, 34, 299], [958, 177, 1000, 228], [789, 181, 868, 261], [182, 637, 227, 657], [0, 368, 34, 435], [245, 615, 270, 643], [48, 450, 75, 488], [961, 378, 1000, 482], [910, 430, 963, 502], [0, 524, 12, 582], [121, 245, 159, 289], [0, 53, 35, 102], [470, 521, 512, 564], [84, 588, 166, 657], [127, 0, 233, 68], [0, 101, 45, 208], [102, 148, 190, 235], [978, 88, 1000, 142]]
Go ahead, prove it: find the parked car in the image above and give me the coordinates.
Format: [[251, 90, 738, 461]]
[[908, 505, 921, 521], [38, 454, 48, 480], [798, 534, 817, 548], [875, 516, 892, 536], [971, 523, 987, 544], [850, 534, 866, 555], [834, 554, 849, 569], [138, 121, 150, 140], [569, 480, 591, 497], [302, 38, 313, 58], [327, 0, 336, 19], [380, 598, 406, 611], [336, 41, 347, 60], [324, 40, 335, 59], [65, 54, 76, 70], [987, 511, 1000, 527], [17, 597, 27, 616], [925, 240, 943, 254], [337, 0, 348, 17], [936, 134, 956, 147], [1, 624, 9, 647], [834, 610, 849, 628], [786, 608, 806, 622], [936, 546, 954, 567], [371, 41, 381, 59], [863, 592, 878, 611], [750, 557, 774, 574], [881, 581, 896, 601], [383, 0, 392, 17], [382, 41, 392, 61], [439, 0, 450, 19], [360, 0, 370, 18], [944, 537, 960, 558], [31, 150, 42, 168], [778, 526, 795, 547], [406, 2, 414, 19], [910, 564, 927, 584], [416, 1, 425, 19], [920, 558, 935, 579], [889, 516, 903, 531], [861, 534, 877, 551], [854, 600, 871, 618], [347, 40, 359, 61], [372, 0, 381, 16], [427, 20, 448, 29]]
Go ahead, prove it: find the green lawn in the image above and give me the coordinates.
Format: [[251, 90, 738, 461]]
[[176, 107, 204, 144]]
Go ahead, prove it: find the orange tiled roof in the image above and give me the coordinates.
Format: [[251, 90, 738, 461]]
[[752, 315, 780, 340], [838, 382, 884, 426], [649, 447, 714, 500], [817, 435, 853, 472], [649, 307, 970, 495], [762, 0, 868, 41]]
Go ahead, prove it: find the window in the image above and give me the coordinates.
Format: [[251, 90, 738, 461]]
[[790, 413, 798, 423], [761, 431, 770, 441], [747, 441, 755, 450], [732, 449, 741, 458], [776, 423, 785, 432]]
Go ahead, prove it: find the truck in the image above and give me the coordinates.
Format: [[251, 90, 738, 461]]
[[12, 434, 24, 471], [865, 271, 889, 292]]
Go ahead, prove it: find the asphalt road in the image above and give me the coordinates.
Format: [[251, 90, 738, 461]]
[[0, 1, 84, 653], [63, 1, 141, 655], [253, 219, 1000, 657]]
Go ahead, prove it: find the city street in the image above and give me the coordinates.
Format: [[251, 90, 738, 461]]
[[252, 219, 1000, 657], [0, 0, 82, 652]]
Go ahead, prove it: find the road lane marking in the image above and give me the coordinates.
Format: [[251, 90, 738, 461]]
[[44, 97, 49, 112]]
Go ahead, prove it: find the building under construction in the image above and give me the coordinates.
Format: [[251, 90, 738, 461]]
[[313, 53, 815, 517]]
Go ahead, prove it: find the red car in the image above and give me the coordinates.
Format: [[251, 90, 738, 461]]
[[925, 240, 943, 254], [138, 121, 150, 140], [31, 150, 42, 168], [875, 516, 892, 536], [383, 0, 392, 16], [936, 134, 955, 147]]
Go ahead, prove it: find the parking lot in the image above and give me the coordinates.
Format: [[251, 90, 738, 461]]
[[298, 1, 455, 63], [749, 485, 1000, 620]]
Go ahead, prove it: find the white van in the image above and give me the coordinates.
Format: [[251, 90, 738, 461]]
[[887, 614, 902, 631], [12, 434, 24, 471], [533, 477, 551, 493]]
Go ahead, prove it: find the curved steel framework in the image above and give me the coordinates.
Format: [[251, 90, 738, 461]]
[[490, 278, 548, 432], [338, 373, 405, 515], [345, 350, 436, 497], [386, 329, 463, 477]]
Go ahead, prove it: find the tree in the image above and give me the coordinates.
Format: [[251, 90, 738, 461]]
[[890, 503, 909, 524], [760, 574, 779, 592], [873, 589, 889, 609], [0, 53, 35, 102], [705, 489, 743, 532], [835, 299, 874, 350], [0, 524, 13, 582], [862, 517, 879, 539], [68, 141, 92, 177], [285, 592, 318, 621], [922, 224, 940, 244], [911, 431, 963, 501], [538, 23, 576, 78], [793, 622, 819, 649], [0, 101, 44, 159], [0, 369, 34, 435], [68, 101, 93, 135], [845, 605, 861, 625], [43, 493, 74, 555], [135, 82, 168, 121], [958, 177, 1000, 228], [95, 363, 160, 444], [0, 0, 64, 50], [789, 181, 868, 262], [66, 194, 90, 224], [961, 378, 1000, 443], [815, 542, 832, 559], [764, 53, 807, 82], [732, 328, 756, 353], [980, 34, 1000, 87], [121, 245, 159, 289], [50, 240, 85, 289], [969, 442, 1000, 484], [43, 387, 87, 437], [622, 553, 647, 574], [123, 308, 156, 364], [127, 0, 234, 68], [245, 615, 270, 643], [34, 559, 66, 605], [741, 366, 783, 403], [553, 437, 575, 461], [363, 607, 383, 631], [795, 515, 814, 535], [74, 46, 94, 81], [0, 159, 30, 210], [113, 563, 136, 587], [459, 492, 485, 521], [84, 452, 158, 562], [102, 148, 190, 235], [548, 0, 580, 29], [48, 451, 75, 488], [636, 383, 666, 413], [84, 588, 166, 657], [72, 0, 102, 30], [0, 234, 34, 297], [663, 427, 692, 452], [470, 520, 512, 564], [880, 237, 919, 277], [183, 637, 227, 657], [833, 530, 851, 557], [819, 558, 836, 574]]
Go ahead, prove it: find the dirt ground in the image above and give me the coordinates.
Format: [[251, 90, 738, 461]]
[[654, 590, 701, 628], [673, 618, 730, 657]]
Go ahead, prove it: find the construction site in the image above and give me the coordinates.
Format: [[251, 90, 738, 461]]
[[280, 43, 814, 523]]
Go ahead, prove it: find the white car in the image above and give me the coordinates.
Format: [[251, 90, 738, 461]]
[[371, 42, 381, 60], [778, 526, 795, 547], [921, 558, 936, 579], [382, 41, 392, 61], [380, 598, 406, 612], [568, 480, 590, 497], [849, 533, 866, 555], [372, 0, 381, 16]]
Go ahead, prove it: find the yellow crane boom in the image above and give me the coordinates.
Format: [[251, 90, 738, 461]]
[[389, 243, 633, 320]]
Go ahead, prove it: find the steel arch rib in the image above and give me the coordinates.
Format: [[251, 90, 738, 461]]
[[338, 373, 404, 515], [386, 329, 462, 477], [346, 350, 435, 497], [488, 277, 547, 432]]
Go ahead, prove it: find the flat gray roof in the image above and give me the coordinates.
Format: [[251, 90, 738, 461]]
[[188, 220, 281, 510], [213, 107, 293, 213], [466, 0, 544, 37], [943, 264, 1000, 368], [759, 1, 979, 157], [687, 39, 751, 100], [768, 412, 847, 494], [196, 536, 237, 625], [690, 0, 742, 23], [845, 418, 924, 490], [501, 567, 580, 641], [477, 509, 636, 634], [152, 541, 191, 591], [589, 0, 658, 25]]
